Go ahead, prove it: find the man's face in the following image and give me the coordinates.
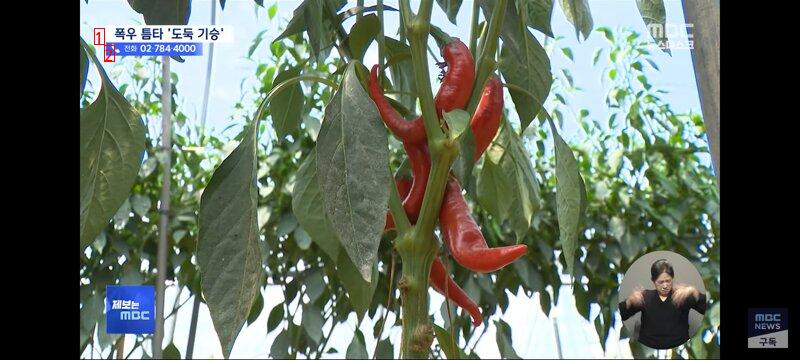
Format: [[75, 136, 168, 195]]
[[654, 272, 673, 296]]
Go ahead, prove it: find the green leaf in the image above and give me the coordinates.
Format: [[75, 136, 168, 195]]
[[489, 0, 552, 133], [268, 3, 277, 18], [316, 62, 390, 282], [305, 268, 326, 302], [345, 14, 380, 62], [130, 193, 151, 218], [270, 66, 304, 140], [635, 0, 671, 55], [596, 26, 613, 42], [113, 198, 132, 228], [512, 260, 544, 291], [436, 0, 463, 24], [267, 304, 285, 333], [80, 40, 89, 99], [80, 291, 102, 332], [591, 48, 603, 66], [338, 4, 400, 23], [609, 216, 625, 240], [548, 119, 586, 276], [294, 226, 312, 249], [346, 329, 368, 359], [443, 109, 470, 141], [302, 304, 325, 343], [452, 125, 476, 194], [477, 156, 512, 220], [620, 229, 642, 261], [494, 319, 520, 359], [519, 0, 555, 37], [162, 343, 181, 359], [97, 313, 121, 352], [688, 332, 707, 359], [270, 327, 292, 358], [128, 0, 191, 26], [276, 213, 298, 237], [247, 291, 264, 325], [292, 150, 341, 261], [646, 58, 660, 71], [574, 286, 590, 320], [198, 119, 263, 358], [498, 120, 541, 241], [433, 324, 460, 359], [561, 47, 574, 61], [385, 38, 417, 114], [337, 249, 379, 322], [539, 290, 551, 316], [80, 38, 146, 250], [376, 337, 394, 359], [275, 0, 312, 42], [708, 302, 720, 328], [306, 0, 335, 63], [559, 0, 593, 40]]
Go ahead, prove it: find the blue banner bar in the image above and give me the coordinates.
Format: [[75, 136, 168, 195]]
[[106, 42, 203, 57]]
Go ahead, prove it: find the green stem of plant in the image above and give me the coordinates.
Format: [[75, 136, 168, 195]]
[[395, 0, 461, 358], [389, 168, 412, 233], [407, 3, 444, 147], [115, 335, 125, 359], [467, 0, 506, 115], [469, 0, 480, 57], [325, 0, 354, 61], [414, 144, 458, 240], [377, 0, 385, 78], [266, 75, 338, 108], [399, 0, 414, 29], [395, 229, 437, 359]]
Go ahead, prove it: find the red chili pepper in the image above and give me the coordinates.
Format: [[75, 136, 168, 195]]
[[401, 141, 431, 224], [440, 178, 528, 273], [469, 76, 504, 161], [434, 38, 475, 119], [369, 65, 427, 144], [368, 38, 475, 143], [430, 257, 482, 326]]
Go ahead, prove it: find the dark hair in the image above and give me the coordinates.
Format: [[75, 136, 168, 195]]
[[650, 259, 674, 282]]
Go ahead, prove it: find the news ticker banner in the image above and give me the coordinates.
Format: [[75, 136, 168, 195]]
[[91, 25, 233, 61]]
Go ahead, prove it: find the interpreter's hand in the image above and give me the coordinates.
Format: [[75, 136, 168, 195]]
[[672, 284, 699, 307], [626, 286, 645, 308]]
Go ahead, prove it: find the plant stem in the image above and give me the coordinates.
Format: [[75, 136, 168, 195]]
[[407, 1, 444, 147], [153, 55, 172, 360], [414, 146, 458, 239], [325, 0, 354, 61], [185, 296, 201, 359], [115, 335, 125, 359], [389, 170, 412, 233], [396, 234, 437, 359], [469, 0, 480, 57], [467, 0, 506, 115], [372, 252, 396, 359], [377, 0, 386, 78]]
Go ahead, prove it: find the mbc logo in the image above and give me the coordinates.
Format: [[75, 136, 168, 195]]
[[755, 314, 782, 322], [120, 310, 151, 321]]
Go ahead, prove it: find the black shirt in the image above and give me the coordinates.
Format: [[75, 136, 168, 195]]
[[618, 289, 707, 349]]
